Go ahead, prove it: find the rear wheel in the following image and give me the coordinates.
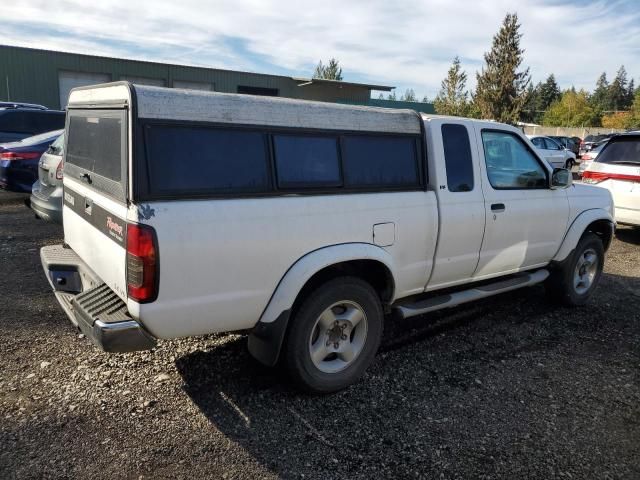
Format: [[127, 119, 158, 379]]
[[283, 277, 383, 394], [545, 232, 604, 306]]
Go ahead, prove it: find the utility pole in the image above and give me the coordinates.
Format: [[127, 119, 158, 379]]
[[5, 75, 10, 101]]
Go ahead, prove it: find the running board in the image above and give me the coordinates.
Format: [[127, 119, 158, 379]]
[[396, 269, 550, 319]]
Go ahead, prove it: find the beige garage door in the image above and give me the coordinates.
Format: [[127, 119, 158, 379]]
[[58, 71, 111, 108]]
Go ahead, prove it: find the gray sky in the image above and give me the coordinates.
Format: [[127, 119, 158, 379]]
[[2, 0, 639, 98]]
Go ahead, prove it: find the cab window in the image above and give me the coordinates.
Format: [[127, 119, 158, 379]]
[[481, 130, 547, 189]]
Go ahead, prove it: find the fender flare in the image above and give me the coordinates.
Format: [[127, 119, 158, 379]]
[[552, 208, 614, 262], [260, 243, 397, 325], [248, 243, 397, 366]]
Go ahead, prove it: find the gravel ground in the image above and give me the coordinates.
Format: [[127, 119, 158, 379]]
[[0, 190, 638, 479]]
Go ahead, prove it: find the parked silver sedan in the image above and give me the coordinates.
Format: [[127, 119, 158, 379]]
[[30, 132, 64, 224]]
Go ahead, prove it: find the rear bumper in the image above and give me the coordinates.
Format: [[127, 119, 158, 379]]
[[30, 182, 62, 224], [615, 207, 640, 226], [40, 244, 156, 352]]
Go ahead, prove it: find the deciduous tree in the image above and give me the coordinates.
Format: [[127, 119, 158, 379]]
[[542, 89, 600, 127]]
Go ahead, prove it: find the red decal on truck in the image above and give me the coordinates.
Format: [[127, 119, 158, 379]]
[[107, 216, 124, 236]]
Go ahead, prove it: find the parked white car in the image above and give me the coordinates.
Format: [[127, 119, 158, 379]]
[[41, 83, 614, 393], [578, 141, 607, 177], [527, 135, 577, 169], [583, 133, 640, 226]]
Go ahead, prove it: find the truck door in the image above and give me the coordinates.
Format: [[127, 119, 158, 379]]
[[426, 120, 485, 290], [473, 128, 569, 278]]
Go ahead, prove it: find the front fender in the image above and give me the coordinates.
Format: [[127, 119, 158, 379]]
[[553, 208, 614, 262], [259, 243, 397, 325]]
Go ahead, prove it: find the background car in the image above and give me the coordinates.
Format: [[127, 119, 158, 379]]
[[0, 104, 65, 143], [580, 134, 614, 157], [582, 133, 640, 226], [549, 135, 580, 157], [527, 135, 577, 168], [0, 129, 63, 193], [30, 132, 64, 223], [578, 141, 608, 177]]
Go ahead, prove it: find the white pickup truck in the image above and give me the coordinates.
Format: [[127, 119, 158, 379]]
[[41, 83, 615, 393]]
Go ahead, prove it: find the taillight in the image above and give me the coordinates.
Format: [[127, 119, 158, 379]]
[[55, 159, 63, 180], [582, 170, 640, 184], [126, 223, 158, 303], [582, 171, 608, 184], [0, 151, 41, 161]]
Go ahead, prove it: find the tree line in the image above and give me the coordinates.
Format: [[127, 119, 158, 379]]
[[431, 13, 640, 129], [315, 13, 640, 129]]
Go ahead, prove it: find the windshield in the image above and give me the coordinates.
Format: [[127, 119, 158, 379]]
[[596, 137, 640, 164]]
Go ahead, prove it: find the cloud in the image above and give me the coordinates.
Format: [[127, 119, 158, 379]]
[[2, 0, 639, 98]]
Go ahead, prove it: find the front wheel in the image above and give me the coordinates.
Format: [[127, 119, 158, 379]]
[[283, 277, 383, 394], [545, 232, 604, 306]]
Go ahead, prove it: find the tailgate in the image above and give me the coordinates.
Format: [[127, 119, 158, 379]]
[[62, 108, 129, 302]]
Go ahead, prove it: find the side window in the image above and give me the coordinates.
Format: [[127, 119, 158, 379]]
[[341, 135, 419, 188], [544, 138, 560, 150], [441, 124, 474, 192], [145, 126, 270, 195], [531, 137, 545, 148], [481, 130, 548, 189], [273, 134, 341, 188]]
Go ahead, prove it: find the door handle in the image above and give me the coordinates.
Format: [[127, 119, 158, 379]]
[[491, 203, 506, 212]]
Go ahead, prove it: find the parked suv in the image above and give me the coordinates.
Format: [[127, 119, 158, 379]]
[[0, 104, 65, 143], [31, 132, 65, 223], [583, 133, 640, 226], [41, 83, 614, 393]]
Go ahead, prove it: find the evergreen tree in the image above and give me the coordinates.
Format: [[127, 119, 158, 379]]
[[626, 78, 636, 108], [539, 74, 561, 109], [387, 91, 397, 101], [421, 95, 431, 103], [434, 56, 470, 116], [474, 13, 531, 123], [313, 58, 343, 80], [590, 72, 610, 112], [401, 88, 417, 102], [522, 82, 541, 123], [609, 65, 629, 111]]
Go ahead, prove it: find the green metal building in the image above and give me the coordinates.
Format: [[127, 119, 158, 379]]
[[0, 45, 435, 113], [0, 45, 393, 109]]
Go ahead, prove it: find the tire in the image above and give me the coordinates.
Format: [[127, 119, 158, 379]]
[[545, 232, 604, 306], [283, 277, 383, 394]]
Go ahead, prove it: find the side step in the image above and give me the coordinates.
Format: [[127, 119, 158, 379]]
[[396, 269, 550, 319]]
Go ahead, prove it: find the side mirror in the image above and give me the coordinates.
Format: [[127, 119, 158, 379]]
[[551, 167, 572, 189]]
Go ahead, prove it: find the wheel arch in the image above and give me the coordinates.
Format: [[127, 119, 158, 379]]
[[248, 243, 397, 366], [553, 209, 615, 262]]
